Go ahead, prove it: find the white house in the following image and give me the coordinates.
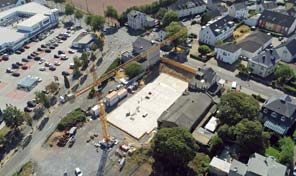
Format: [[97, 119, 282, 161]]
[[168, 0, 206, 18], [215, 43, 241, 64], [127, 10, 147, 30], [275, 38, 296, 62], [228, 0, 248, 19], [0, 0, 26, 12], [248, 49, 280, 78], [244, 14, 260, 27], [199, 15, 235, 46]]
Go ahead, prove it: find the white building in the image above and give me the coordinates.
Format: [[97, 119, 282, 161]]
[[209, 157, 231, 176], [199, 15, 235, 46], [215, 43, 241, 64], [228, 0, 248, 19], [275, 38, 296, 62], [168, 0, 206, 18], [127, 10, 156, 30], [0, 0, 26, 12], [0, 2, 59, 53]]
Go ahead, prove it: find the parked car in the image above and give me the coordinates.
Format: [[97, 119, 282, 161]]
[[45, 49, 51, 53], [16, 62, 23, 66], [62, 71, 70, 76], [24, 45, 30, 49], [12, 72, 20, 77], [41, 44, 46, 48], [27, 101, 36, 107], [27, 55, 33, 60], [75, 168, 83, 176], [49, 66, 56, 71], [39, 59, 45, 65], [11, 63, 19, 69], [34, 56, 41, 61], [15, 50, 22, 54], [21, 65, 28, 70], [39, 67, 46, 71], [54, 61, 61, 66], [22, 58, 29, 62], [37, 48, 43, 51], [68, 50, 75, 54], [19, 48, 25, 52], [2, 54, 9, 61], [24, 107, 33, 112], [6, 68, 13, 73], [58, 50, 65, 54]]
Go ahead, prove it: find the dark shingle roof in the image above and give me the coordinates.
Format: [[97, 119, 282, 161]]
[[259, 10, 296, 28], [208, 15, 235, 36], [0, 0, 18, 8], [132, 37, 152, 54], [263, 95, 296, 118], [169, 0, 205, 10], [217, 43, 240, 52], [238, 31, 272, 52], [277, 38, 296, 56], [250, 49, 280, 67]]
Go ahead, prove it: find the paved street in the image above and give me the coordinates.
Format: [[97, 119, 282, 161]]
[[184, 57, 283, 99]]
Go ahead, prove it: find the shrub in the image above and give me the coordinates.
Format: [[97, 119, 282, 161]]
[[198, 45, 211, 55], [57, 109, 86, 131], [104, 58, 120, 74], [283, 85, 296, 96]]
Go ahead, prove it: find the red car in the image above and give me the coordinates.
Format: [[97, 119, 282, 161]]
[[21, 65, 28, 70], [24, 45, 30, 49]]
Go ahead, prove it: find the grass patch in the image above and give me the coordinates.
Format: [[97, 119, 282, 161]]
[[234, 25, 251, 41], [57, 108, 86, 131], [265, 147, 280, 160], [0, 126, 11, 137], [104, 58, 121, 74], [13, 161, 33, 176]]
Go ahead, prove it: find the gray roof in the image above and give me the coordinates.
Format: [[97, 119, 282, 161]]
[[247, 153, 287, 176], [229, 159, 247, 176], [238, 40, 262, 52], [0, 0, 17, 8], [128, 10, 144, 18], [17, 75, 38, 88], [208, 15, 235, 36], [277, 38, 296, 56], [169, 0, 205, 10], [229, 0, 246, 10], [238, 31, 272, 52], [132, 37, 153, 54], [263, 94, 296, 118], [0, 27, 25, 45], [259, 10, 296, 28], [250, 49, 280, 67], [158, 93, 213, 132], [217, 43, 240, 52]]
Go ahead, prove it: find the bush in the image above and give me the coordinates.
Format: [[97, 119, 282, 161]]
[[190, 54, 209, 62], [283, 85, 296, 96], [104, 58, 120, 74], [57, 109, 86, 131], [198, 45, 211, 55], [125, 62, 143, 78]]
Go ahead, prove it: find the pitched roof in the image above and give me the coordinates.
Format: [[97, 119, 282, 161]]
[[277, 38, 296, 56], [229, 159, 247, 175], [132, 37, 152, 53], [217, 43, 240, 52], [263, 94, 296, 118], [169, 0, 205, 10], [208, 15, 235, 36], [259, 10, 296, 28], [250, 49, 280, 67], [247, 153, 287, 176], [238, 31, 272, 52], [128, 10, 145, 18]]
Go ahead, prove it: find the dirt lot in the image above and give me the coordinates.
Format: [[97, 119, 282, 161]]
[[68, 0, 157, 15]]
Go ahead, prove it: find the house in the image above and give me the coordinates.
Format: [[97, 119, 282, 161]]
[[228, 0, 248, 19], [158, 92, 213, 132], [168, 0, 206, 18], [207, 0, 223, 9], [215, 43, 241, 64], [120, 51, 133, 63], [209, 157, 231, 176], [0, 0, 25, 12], [238, 31, 272, 59], [275, 38, 296, 62], [199, 15, 235, 46], [244, 14, 261, 27], [189, 67, 220, 92], [257, 10, 296, 36], [248, 49, 280, 78], [132, 37, 160, 69], [261, 94, 296, 135], [229, 153, 287, 176], [127, 10, 147, 30]]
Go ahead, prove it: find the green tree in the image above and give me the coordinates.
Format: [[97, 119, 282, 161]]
[[209, 135, 224, 156], [3, 105, 24, 130], [46, 82, 59, 94], [35, 91, 50, 108], [81, 53, 89, 70], [165, 22, 187, 48], [125, 62, 143, 78], [73, 56, 81, 67], [85, 15, 92, 25], [156, 8, 168, 19], [162, 10, 179, 26], [88, 88, 96, 99], [151, 128, 198, 171], [234, 119, 270, 157], [104, 5, 118, 19], [90, 52, 96, 61], [80, 52, 88, 61], [23, 112, 33, 127], [74, 9, 83, 23], [64, 75, 70, 89], [275, 64, 295, 83], [188, 153, 210, 176], [64, 3, 75, 17], [198, 45, 211, 55], [90, 15, 105, 32], [278, 137, 294, 166], [217, 92, 260, 125]]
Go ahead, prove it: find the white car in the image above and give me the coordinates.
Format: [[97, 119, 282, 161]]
[[54, 61, 61, 66], [75, 168, 83, 176], [39, 67, 46, 71]]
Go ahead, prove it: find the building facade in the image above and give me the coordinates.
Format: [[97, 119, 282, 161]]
[[228, 0, 248, 19], [168, 0, 206, 18], [276, 38, 296, 62], [127, 10, 147, 30], [215, 43, 241, 64], [0, 0, 26, 12]]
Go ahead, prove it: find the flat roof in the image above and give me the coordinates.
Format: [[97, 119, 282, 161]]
[[0, 27, 24, 44], [18, 14, 48, 28], [78, 34, 93, 44], [0, 2, 53, 20], [17, 75, 38, 88], [210, 157, 231, 173], [205, 116, 219, 132], [107, 73, 188, 139]]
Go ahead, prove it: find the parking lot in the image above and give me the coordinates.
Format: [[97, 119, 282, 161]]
[[0, 26, 83, 110]]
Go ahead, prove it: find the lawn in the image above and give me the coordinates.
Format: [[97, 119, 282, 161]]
[[233, 25, 251, 42], [13, 161, 33, 176], [0, 126, 11, 137], [265, 146, 280, 160]]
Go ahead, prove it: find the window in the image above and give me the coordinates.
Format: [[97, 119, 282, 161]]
[[281, 116, 285, 122], [263, 108, 268, 114], [271, 112, 277, 118]]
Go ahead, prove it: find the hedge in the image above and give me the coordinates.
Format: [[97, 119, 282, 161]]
[[57, 109, 86, 131], [283, 85, 296, 96]]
